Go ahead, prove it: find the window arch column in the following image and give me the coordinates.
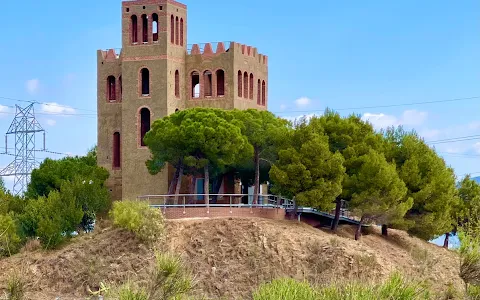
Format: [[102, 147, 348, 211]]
[[138, 107, 151, 147]]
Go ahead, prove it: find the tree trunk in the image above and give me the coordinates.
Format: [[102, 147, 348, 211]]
[[204, 163, 210, 207], [211, 176, 223, 204], [443, 232, 450, 249], [355, 217, 364, 241], [381, 224, 388, 236], [174, 164, 184, 204], [188, 176, 195, 203], [168, 165, 180, 195], [331, 198, 341, 231], [253, 147, 260, 205]]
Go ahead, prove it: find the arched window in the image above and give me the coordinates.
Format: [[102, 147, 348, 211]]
[[107, 76, 116, 101], [140, 108, 151, 147], [216, 70, 225, 96], [113, 132, 121, 168], [152, 14, 159, 42], [204, 70, 212, 97], [243, 72, 248, 98], [131, 15, 138, 43], [175, 17, 179, 45], [141, 68, 150, 96], [180, 18, 184, 46], [257, 79, 261, 105], [141, 14, 148, 43], [262, 80, 266, 105], [191, 71, 200, 98], [249, 73, 254, 99], [170, 15, 174, 44], [237, 71, 242, 97], [175, 70, 180, 97]]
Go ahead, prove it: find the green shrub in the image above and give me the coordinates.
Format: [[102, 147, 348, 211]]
[[148, 252, 194, 299], [110, 200, 164, 243], [6, 270, 26, 300], [117, 282, 148, 300], [253, 272, 430, 300], [0, 213, 22, 257], [253, 278, 319, 300]]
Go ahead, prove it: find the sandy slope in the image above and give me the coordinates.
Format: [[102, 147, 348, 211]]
[[0, 217, 463, 299]]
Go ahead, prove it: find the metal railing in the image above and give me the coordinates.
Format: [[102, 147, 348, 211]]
[[137, 193, 293, 208]]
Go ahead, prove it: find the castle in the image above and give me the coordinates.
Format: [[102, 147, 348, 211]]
[[97, 0, 268, 201]]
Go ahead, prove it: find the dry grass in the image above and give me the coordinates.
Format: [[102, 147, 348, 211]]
[[0, 218, 464, 299]]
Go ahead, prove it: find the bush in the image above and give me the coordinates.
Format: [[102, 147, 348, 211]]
[[0, 213, 22, 257], [253, 272, 430, 300], [107, 252, 194, 300], [5, 270, 26, 300], [253, 278, 319, 300], [110, 200, 164, 243]]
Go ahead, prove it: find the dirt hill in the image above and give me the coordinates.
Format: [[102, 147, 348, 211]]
[[0, 217, 463, 299]]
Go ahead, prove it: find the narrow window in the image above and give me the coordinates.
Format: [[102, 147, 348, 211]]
[[175, 70, 180, 97], [140, 108, 151, 147], [175, 17, 179, 45], [170, 15, 174, 44], [243, 72, 248, 98], [141, 14, 148, 43], [141, 68, 150, 96], [119, 76, 122, 100], [131, 15, 138, 43], [152, 14, 158, 42], [257, 79, 261, 105], [107, 76, 116, 101], [249, 73, 254, 99], [204, 71, 212, 97], [191, 71, 200, 98], [262, 80, 266, 105], [216, 69, 225, 96], [180, 18, 184, 46], [113, 132, 121, 168], [237, 71, 242, 97]]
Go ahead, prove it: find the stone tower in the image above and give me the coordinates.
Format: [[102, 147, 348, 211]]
[[97, 0, 269, 201]]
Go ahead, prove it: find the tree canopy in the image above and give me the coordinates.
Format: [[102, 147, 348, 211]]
[[269, 116, 345, 211]]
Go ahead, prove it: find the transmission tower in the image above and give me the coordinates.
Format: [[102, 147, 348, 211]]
[[0, 104, 45, 195]]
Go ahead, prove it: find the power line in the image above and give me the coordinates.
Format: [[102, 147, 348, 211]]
[[273, 96, 480, 114], [0, 96, 96, 113]]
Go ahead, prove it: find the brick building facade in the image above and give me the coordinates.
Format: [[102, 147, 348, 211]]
[[97, 0, 269, 201]]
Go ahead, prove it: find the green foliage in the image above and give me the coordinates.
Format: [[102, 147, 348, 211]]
[[0, 213, 22, 257], [147, 252, 194, 299], [384, 127, 458, 240], [253, 278, 319, 300], [34, 190, 83, 249], [346, 149, 412, 225], [270, 116, 345, 211], [5, 270, 26, 300], [26, 154, 109, 199], [253, 272, 430, 300], [110, 200, 165, 243], [107, 252, 194, 300], [458, 199, 480, 289]]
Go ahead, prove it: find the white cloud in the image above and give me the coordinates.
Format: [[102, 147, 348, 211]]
[[361, 113, 398, 130], [282, 114, 316, 124], [26, 79, 40, 95], [40, 102, 76, 115], [473, 143, 480, 154], [295, 97, 311, 108], [401, 110, 428, 126], [361, 109, 428, 130], [46, 119, 57, 126]]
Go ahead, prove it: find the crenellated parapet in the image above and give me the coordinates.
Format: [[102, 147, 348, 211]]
[[99, 49, 122, 61], [187, 41, 268, 65]]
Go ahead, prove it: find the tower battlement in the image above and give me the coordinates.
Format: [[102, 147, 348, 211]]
[[187, 42, 268, 65], [99, 49, 122, 61]]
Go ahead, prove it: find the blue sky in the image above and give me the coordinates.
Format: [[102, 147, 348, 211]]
[[0, 0, 479, 192]]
